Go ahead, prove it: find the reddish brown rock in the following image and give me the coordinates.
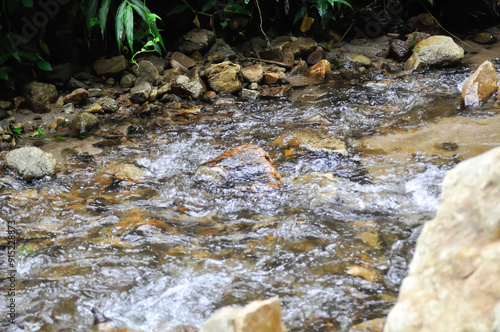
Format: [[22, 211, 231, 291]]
[[461, 60, 498, 108], [305, 60, 331, 80], [171, 51, 196, 69], [307, 49, 325, 65], [63, 88, 89, 105], [242, 64, 264, 83], [196, 144, 282, 190], [262, 72, 280, 85]]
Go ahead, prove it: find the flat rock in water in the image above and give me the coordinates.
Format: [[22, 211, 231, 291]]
[[461, 60, 498, 108], [196, 144, 282, 191], [4, 147, 56, 180], [93, 163, 145, 187], [384, 146, 500, 332], [201, 297, 286, 332], [272, 130, 348, 156]]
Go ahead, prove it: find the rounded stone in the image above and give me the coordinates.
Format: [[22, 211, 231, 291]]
[[5, 147, 56, 180]]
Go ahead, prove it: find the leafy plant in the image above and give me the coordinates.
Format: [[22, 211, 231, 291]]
[[86, 0, 166, 64], [293, 0, 353, 26], [167, 0, 252, 29]]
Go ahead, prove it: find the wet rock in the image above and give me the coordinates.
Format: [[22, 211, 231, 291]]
[[349, 54, 372, 67], [260, 86, 291, 98], [403, 53, 426, 72], [163, 67, 184, 83], [384, 146, 500, 332], [307, 48, 325, 65], [390, 38, 410, 59], [0, 100, 12, 110], [100, 97, 119, 113], [88, 88, 102, 98], [23, 82, 58, 113], [350, 318, 385, 332], [178, 28, 216, 54], [242, 64, 264, 83], [241, 88, 260, 100], [291, 37, 318, 58], [13, 96, 26, 109], [272, 130, 348, 156], [291, 172, 342, 205], [195, 144, 282, 190], [200, 297, 286, 332], [4, 147, 56, 180], [205, 61, 242, 94], [120, 73, 137, 89], [405, 35, 464, 69], [207, 51, 225, 63], [133, 60, 160, 84], [130, 81, 152, 104], [305, 60, 331, 80], [202, 91, 217, 101], [68, 111, 99, 135], [262, 72, 280, 85], [174, 75, 205, 99], [461, 60, 498, 108], [171, 52, 196, 69], [289, 59, 309, 76], [93, 163, 145, 187], [207, 38, 237, 60], [472, 32, 497, 44], [63, 88, 88, 105], [93, 55, 128, 75]]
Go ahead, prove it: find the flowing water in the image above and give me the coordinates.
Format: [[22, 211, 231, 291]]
[[1, 64, 500, 331]]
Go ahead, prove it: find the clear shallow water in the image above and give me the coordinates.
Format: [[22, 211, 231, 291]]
[[1, 65, 496, 331]]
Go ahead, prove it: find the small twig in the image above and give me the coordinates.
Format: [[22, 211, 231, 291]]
[[255, 0, 270, 47], [247, 57, 293, 68], [335, 21, 355, 48]]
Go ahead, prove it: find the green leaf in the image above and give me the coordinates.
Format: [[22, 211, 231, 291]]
[[228, 4, 251, 15], [202, 0, 217, 12], [129, 0, 149, 22], [428, 0, 434, 4], [327, 0, 352, 9], [115, 1, 127, 52], [99, 0, 112, 39], [167, 4, 188, 16], [147, 13, 161, 22], [12, 52, 21, 62], [37, 128, 44, 137], [293, 6, 307, 25], [125, 4, 135, 53], [22, 0, 33, 8], [36, 60, 52, 71], [0, 67, 9, 81], [55, 136, 66, 140], [317, 0, 328, 18], [12, 128, 22, 134], [86, 0, 98, 33], [89, 17, 100, 28]]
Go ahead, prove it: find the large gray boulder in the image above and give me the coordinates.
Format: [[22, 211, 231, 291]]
[[4, 147, 56, 180], [384, 146, 500, 332]]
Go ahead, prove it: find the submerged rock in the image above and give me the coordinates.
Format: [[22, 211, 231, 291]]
[[384, 146, 500, 332], [272, 130, 348, 156], [93, 163, 145, 187], [23, 82, 58, 113], [200, 297, 286, 332], [205, 61, 242, 94], [461, 60, 498, 108], [405, 35, 464, 70], [4, 147, 56, 180], [196, 144, 282, 191]]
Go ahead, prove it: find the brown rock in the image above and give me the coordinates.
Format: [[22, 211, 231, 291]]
[[307, 48, 325, 65], [260, 86, 291, 97], [200, 297, 286, 332], [262, 72, 280, 85], [305, 60, 331, 80], [171, 52, 196, 69], [205, 61, 242, 94], [63, 88, 89, 105], [242, 64, 264, 83], [93, 164, 145, 187], [178, 28, 216, 54], [461, 60, 498, 108], [23, 82, 58, 113], [196, 144, 282, 190], [202, 91, 217, 101], [291, 37, 318, 58], [93, 55, 128, 75]]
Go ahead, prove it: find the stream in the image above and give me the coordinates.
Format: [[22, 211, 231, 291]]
[[2, 62, 500, 331]]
